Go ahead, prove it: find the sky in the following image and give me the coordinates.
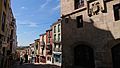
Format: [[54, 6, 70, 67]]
[[11, 0, 60, 46]]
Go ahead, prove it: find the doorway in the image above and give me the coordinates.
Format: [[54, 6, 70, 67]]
[[112, 43, 120, 68], [74, 45, 95, 68]]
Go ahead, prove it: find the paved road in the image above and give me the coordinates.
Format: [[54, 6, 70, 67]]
[[12, 62, 61, 68]]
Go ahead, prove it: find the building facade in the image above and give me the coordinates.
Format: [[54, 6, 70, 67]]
[[0, 0, 17, 68], [34, 39, 40, 63], [39, 33, 46, 63], [30, 43, 35, 63], [51, 19, 62, 66], [46, 29, 52, 64], [61, 0, 120, 68]]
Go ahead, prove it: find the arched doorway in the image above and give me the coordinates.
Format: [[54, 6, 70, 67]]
[[74, 45, 95, 68], [112, 43, 120, 68]]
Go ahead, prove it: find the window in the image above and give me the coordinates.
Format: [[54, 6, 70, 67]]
[[48, 31, 50, 38], [54, 34, 56, 41], [113, 3, 120, 21], [75, 0, 84, 9], [3, 47, 5, 56], [58, 24, 60, 32], [54, 44, 57, 51], [47, 45, 51, 49], [32, 51, 34, 54], [7, 37, 9, 43], [10, 30, 13, 39], [58, 34, 60, 41], [4, 0, 7, 9], [48, 38, 50, 43], [42, 49, 44, 55], [76, 15, 83, 28], [36, 44, 38, 49], [47, 57, 51, 61], [58, 44, 60, 48], [0, 35, 2, 46], [2, 12, 6, 32], [54, 26, 56, 33], [65, 18, 69, 23], [56, 45, 59, 49]]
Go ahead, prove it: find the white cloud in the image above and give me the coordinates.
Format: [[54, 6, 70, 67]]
[[53, 4, 60, 11], [21, 7, 25, 9], [20, 6, 27, 10], [17, 20, 39, 28], [29, 22, 38, 27], [40, 0, 51, 8]]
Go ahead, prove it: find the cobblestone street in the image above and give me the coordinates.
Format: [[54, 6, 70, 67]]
[[12, 62, 61, 68]]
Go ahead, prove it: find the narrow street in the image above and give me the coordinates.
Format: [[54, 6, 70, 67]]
[[12, 62, 61, 68]]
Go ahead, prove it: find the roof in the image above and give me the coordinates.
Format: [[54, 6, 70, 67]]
[[39, 33, 46, 36], [51, 19, 61, 27], [46, 28, 52, 32]]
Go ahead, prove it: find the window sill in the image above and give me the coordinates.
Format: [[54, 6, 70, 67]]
[[74, 6, 86, 12], [115, 19, 120, 22]]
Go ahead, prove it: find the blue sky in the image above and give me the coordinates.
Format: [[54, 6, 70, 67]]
[[11, 0, 60, 46]]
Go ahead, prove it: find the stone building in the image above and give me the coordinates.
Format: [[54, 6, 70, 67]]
[[46, 28, 52, 64], [0, 0, 17, 68], [51, 19, 62, 66], [9, 8, 17, 58], [60, 0, 120, 68]]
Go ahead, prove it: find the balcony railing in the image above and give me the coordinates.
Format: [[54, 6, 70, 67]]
[[53, 48, 61, 52], [40, 41, 45, 45], [41, 45, 45, 49], [46, 50, 52, 55], [46, 45, 52, 50], [48, 35, 51, 38], [46, 42, 50, 45], [53, 40, 61, 44]]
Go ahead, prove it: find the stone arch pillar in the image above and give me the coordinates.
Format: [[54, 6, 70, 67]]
[[111, 43, 120, 68], [103, 39, 120, 68]]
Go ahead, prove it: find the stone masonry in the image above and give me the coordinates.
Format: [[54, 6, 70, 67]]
[[60, 0, 120, 68]]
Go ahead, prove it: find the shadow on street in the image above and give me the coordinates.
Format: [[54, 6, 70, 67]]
[[12, 62, 61, 68]]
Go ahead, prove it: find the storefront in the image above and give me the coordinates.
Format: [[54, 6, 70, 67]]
[[53, 52, 62, 66]]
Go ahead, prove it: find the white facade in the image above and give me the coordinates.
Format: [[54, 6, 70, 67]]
[[52, 20, 62, 66]]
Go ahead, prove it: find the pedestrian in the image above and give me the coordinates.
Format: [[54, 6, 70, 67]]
[[20, 57, 23, 65]]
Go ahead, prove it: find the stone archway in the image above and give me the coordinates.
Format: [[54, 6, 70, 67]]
[[102, 39, 120, 68], [74, 45, 95, 68], [112, 43, 120, 68]]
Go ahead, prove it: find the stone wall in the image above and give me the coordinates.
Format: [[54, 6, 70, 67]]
[[61, 0, 120, 68]]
